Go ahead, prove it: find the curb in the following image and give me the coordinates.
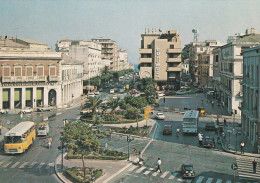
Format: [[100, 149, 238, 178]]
[[54, 152, 70, 183]]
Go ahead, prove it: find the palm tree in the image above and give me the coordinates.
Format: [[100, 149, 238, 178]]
[[107, 97, 120, 115], [84, 97, 102, 120], [99, 104, 108, 116]]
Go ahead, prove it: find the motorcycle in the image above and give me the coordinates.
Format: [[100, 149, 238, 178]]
[[198, 132, 203, 145], [137, 158, 144, 167], [176, 128, 180, 138]]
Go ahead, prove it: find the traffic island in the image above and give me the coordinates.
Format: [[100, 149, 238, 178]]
[[113, 125, 151, 137], [65, 167, 103, 183]]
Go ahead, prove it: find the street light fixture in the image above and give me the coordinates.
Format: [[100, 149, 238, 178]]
[[126, 135, 134, 161]]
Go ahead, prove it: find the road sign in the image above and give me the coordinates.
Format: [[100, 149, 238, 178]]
[[144, 107, 150, 120], [231, 163, 238, 170]]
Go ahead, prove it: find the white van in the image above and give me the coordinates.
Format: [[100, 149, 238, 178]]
[[37, 122, 49, 136]]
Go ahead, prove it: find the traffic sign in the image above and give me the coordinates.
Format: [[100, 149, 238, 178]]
[[144, 107, 150, 120], [231, 163, 238, 170]]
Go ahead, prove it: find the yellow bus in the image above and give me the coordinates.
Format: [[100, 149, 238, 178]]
[[4, 121, 36, 154]]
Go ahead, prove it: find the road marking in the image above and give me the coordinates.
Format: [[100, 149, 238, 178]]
[[19, 162, 29, 168], [168, 175, 175, 180], [28, 162, 37, 168], [143, 168, 153, 175], [206, 178, 213, 183], [216, 179, 223, 183], [3, 161, 12, 168], [135, 166, 145, 173], [36, 162, 45, 169], [196, 176, 204, 183], [152, 171, 159, 176], [160, 171, 169, 178], [10, 162, 20, 168], [128, 165, 138, 172], [45, 162, 54, 169]]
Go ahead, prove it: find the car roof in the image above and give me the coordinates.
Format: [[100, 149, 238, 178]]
[[183, 163, 193, 167], [157, 113, 164, 115], [164, 125, 172, 127]]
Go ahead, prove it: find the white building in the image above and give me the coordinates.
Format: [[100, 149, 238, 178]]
[[181, 59, 189, 74]]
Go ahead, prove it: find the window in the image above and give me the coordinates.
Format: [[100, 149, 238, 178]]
[[3, 67, 10, 76], [37, 66, 44, 76], [215, 55, 219, 63], [170, 45, 174, 49], [147, 44, 151, 49], [49, 66, 56, 76], [26, 67, 33, 76], [14, 67, 22, 76]]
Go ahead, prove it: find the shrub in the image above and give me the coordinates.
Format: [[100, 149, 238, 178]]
[[65, 167, 103, 183]]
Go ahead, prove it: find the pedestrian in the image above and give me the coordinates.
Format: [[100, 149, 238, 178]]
[[155, 158, 162, 173], [252, 159, 257, 173], [224, 118, 227, 126], [0, 125, 2, 135], [105, 142, 108, 150], [222, 131, 226, 140], [212, 101, 214, 107], [240, 141, 245, 154]]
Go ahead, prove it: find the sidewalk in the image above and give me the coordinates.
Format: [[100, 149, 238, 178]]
[[55, 153, 130, 183]]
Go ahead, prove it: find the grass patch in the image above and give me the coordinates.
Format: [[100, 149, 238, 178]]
[[65, 167, 102, 183]]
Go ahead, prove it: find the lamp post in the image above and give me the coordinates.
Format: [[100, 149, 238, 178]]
[[126, 135, 134, 161], [232, 129, 238, 153]]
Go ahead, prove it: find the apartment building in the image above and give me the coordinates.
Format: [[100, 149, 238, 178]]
[[240, 46, 260, 152], [217, 33, 260, 116], [181, 59, 189, 74], [118, 49, 128, 71], [0, 37, 83, 111], [139, 30, 182, 90], [212, 47, 222, 100]]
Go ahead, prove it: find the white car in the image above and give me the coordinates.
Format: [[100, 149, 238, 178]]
[[37, 106, 52, 112], [88, 93, 95, 98], [158, 93, 165, 97], [112, 95, 118, 99], [110, 89, 114, 94], [155, 113, 165, 120], [20, 107, 33, 114], [0, 109, 7, 114], [176, 90, 188, 95], [94, 91, 100, 95]]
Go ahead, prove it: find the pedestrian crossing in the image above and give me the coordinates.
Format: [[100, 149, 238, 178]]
[[127, 164, 234, 183], [236, 155, 260, 180], [0, 160, 54, 170]]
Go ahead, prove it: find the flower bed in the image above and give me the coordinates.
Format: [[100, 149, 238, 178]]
[[65, 167, 102, 183], [67, 149, 127, 160], [114, 125, 152, 137]]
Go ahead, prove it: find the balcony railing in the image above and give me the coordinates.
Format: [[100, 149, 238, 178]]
[[166, 58, 181, 62], [139, 48, 152, 54], [1, 76, 47, 83], [49, 76, 59, 81], [139, 58, 152, 63], [167, 66, 181, 72], [166, 48, 182, 53]]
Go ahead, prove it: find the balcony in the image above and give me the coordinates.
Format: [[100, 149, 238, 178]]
[[49, 76, 59, 81], [139, 58, 152, 63], [166, 48, 182, 53], [139, 48, 152, 54], [167, 66, 181, 72], [220, 84, 231, 95], [166, 58, 181, 62], [37, 76, 46, 81], [2, 76, 12, 82]]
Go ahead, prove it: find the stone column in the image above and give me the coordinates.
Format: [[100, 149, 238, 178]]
[[44, 87, 48, 106], [0, 88, 2, 109], [10, 87, 14, 110], [21, 87, 26, 109], [33, 87, 37, 108]]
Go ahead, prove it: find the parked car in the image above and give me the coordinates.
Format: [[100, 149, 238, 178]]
[[165, 91, 175, 96], [163, 125, 172, 135], [176, 90, 188, 95], [205, 122, 217, 131], [94, 91, 100, 95], [0, 109, 8, 114], [181, 164, 195, 178], [20, 107, 33, 114], [112, 95, 118, 99], [157, 92, 165, 97], [37, 122, 49, 136], [99, 88, 103, 92], [119, 89, 125, 93], [203, 136, 215, 148], [88, 93, 95, 98], [110, 89, 114, 94], [155, 113, 165, 120], [37, 106, 52, 112]]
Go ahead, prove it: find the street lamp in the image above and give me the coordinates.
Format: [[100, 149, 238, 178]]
[[126, 135, 134, 161], [232, 129, 238, 153]]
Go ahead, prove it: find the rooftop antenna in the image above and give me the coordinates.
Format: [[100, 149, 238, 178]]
[[192, 29, 199, 42]]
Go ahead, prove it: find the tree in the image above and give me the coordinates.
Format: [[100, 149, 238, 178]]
[[84, 97, 102, 120], [61, 121, 100, 179], [101, 66, 110, 75], [107, 97, 120, 115], [112, 72, 119, 81], [124, 106, 141, 127]]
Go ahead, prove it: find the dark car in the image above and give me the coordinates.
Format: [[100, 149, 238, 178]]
[[181, 164, 195, 178], [165, 91, 175, 96], [205, 122, 217, 131], [203, 136, 215, 148], [163, 125, 172, 135]]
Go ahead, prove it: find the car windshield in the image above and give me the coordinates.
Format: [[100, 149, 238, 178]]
[[5, 136, 22, 143], [38, 126, 46, 130], [164, 125, 172, 129], [184, 165, 193, 171]]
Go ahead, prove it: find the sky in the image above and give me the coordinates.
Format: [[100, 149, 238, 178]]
[[1, 0, 260, 64]]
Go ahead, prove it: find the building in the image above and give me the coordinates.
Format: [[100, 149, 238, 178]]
[[181, 59, 189, 74], [0, 37, 83, 111], [118, 49, 128, 71], [212, 47, 222, 101], [91, 37, 118, 71], [139, 29, 182, 90], [240, 46, 260, 152], [217, 33, 260, 116], [56, 40, 102, 80]]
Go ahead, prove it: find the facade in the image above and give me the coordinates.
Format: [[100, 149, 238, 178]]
[[181, 59, 189, 74], [240, 46, 260, 152], [118, 49, 128, 71], [0, 37, 83, 111], [217, 33, 260, 116], [139, 29, 182, 90], [212, 47, 222, 100]]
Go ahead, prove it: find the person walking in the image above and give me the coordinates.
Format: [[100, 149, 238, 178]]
[[240, 141, 245, 154], [224, 118, 227, 126], [155, 158, 162, 173], [0, 125, 2, 135], [252, 159, 257, 173]]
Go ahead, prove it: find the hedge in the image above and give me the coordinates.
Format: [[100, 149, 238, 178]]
[[65, 167, 103, 183], [80, 116, 144, 124]]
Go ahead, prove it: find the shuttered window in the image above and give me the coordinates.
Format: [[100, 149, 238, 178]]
[[14, 89, 21, 101], [26, 67, 33, 76], [26, 88, 32, 100], [15, 67, 22, 76], [2, 89, 9, 102], [3, 67, 10, 76], [50, 67, 56, 76], [36, 88, 43, 100], [37, 67, 44, 76]]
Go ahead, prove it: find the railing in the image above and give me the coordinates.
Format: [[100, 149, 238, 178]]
[[166, 48, 182, 53], [49, 76, 59, 81]]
